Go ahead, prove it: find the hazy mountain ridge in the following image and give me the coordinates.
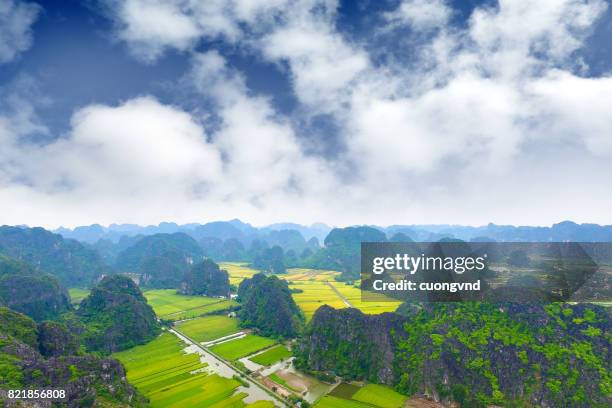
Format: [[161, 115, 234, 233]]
[[55, 220, 612, 256], [0, 226, 109, 286]]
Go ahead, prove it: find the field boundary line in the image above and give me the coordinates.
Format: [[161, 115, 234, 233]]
[[326, 282, 353, 308], [170, 327, 288, 407]]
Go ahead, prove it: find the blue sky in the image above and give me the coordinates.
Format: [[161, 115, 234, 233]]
[[1, 0, 612, 228]]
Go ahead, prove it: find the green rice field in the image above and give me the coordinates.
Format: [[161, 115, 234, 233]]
[[68, 287, 90, 306], [210, 334, 276, 361], [315, 384, 407, 408], [268, 372, 300, 392], [114, 332, 274, 407], [176, 315, 241, 343], [144, 289, 237, 321], [249, 345, 291, 366], [351, 384, 407, 408], [329, 283, 401, 315], [313, 395, 371, 408], [220, 262, 261, 286], [287, 280, 346, 320]]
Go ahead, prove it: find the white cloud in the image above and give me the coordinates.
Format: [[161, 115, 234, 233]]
[[3, 0, 612, 227], [0, 53, 341, 228], [384, 0, 452, 30], [102, 0, 290, 61], [0, 0, 41, 64], [258, 1, 369, 112]]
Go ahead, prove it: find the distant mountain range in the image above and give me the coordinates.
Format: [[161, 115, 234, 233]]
[[54, 220, 612, 245], [55, 219, 332, 244]]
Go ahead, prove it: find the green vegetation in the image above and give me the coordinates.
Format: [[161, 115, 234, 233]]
[[0, 306, 38, 347], [145, 289, 237, 321], [114, 332, 232, 407], [313, 395, 371, 408], [315, 384, 407, 408], [268, 372, 300, 392], [0, 226, 108, 286], [68, 287, 90, 306], [221, 262, 260, 286], [298, 302, 611, 407], [176, 315, 240, 342], [0, 307, 146, 406], [238, 274, 304, 337], [328, 383, 360, 399], [287, 280, 346, 320], [210, 334, 276, 360], [395, 303, 612, 407], [77, 275, 161, 353], [180, 258, 230, 296], [115, 232, 203, 288], [114, 332, 273, 407], [352, 384, 407, 408], [249, 345, 291, 366], [301, 226, 387, 280], [278, 269, 400, 320], [0, 255, 72, 321], [252, 245, 286, 274]]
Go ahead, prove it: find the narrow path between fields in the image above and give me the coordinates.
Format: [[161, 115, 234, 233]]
[[325, 282, 353, 308], [161, 299, 229, 317], [169, 328, 287, 407]]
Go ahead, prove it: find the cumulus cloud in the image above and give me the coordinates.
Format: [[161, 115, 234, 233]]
[[3, 0, 612, 227], [0, 0, 41, 64], [384, 0, 452, 30], [0, 53, 340, 227], [100, 0, 290, 61]]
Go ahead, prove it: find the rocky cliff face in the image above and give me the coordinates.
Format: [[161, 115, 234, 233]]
[[297, 303, 611, 408], [295, 305, 407, 383], [0, 307, 147, 407]]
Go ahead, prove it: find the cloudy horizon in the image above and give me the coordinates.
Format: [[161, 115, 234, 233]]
[[1, 0, 612, 229]]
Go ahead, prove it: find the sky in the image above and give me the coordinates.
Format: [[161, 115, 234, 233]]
[[1, 0, 612, 229]]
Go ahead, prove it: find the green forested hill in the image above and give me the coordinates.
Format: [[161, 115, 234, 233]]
[[238, 273, 304, 338], [76, 275, 161, 353], [0, 226, 108, 286], [0, 254, 72, 321], [114, 232, 203, 288], [296, 303, 611, 408], [179, 258, 230, 296], [301, 226, 387, 280], [0, 307, 147, 407]]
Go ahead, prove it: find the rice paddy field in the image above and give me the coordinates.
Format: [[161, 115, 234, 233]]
[[249, 345, 291, 366], [113, 332, 270, 408], [288, 280, 347, 320], [276, 269, 401, 320], [210, 334, 276, 361], [220, 262, 261, 285], [351, 384, 408, 408], [283, 268, 341, 282], [217, 265, 401, 320], [315, 383, 407, 408], [68, 287, 90, 306], [176, 315, 241, 343], [314, 396, 371, 408], [329, 283, 402, 315], [144, 289, 237, 321]]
